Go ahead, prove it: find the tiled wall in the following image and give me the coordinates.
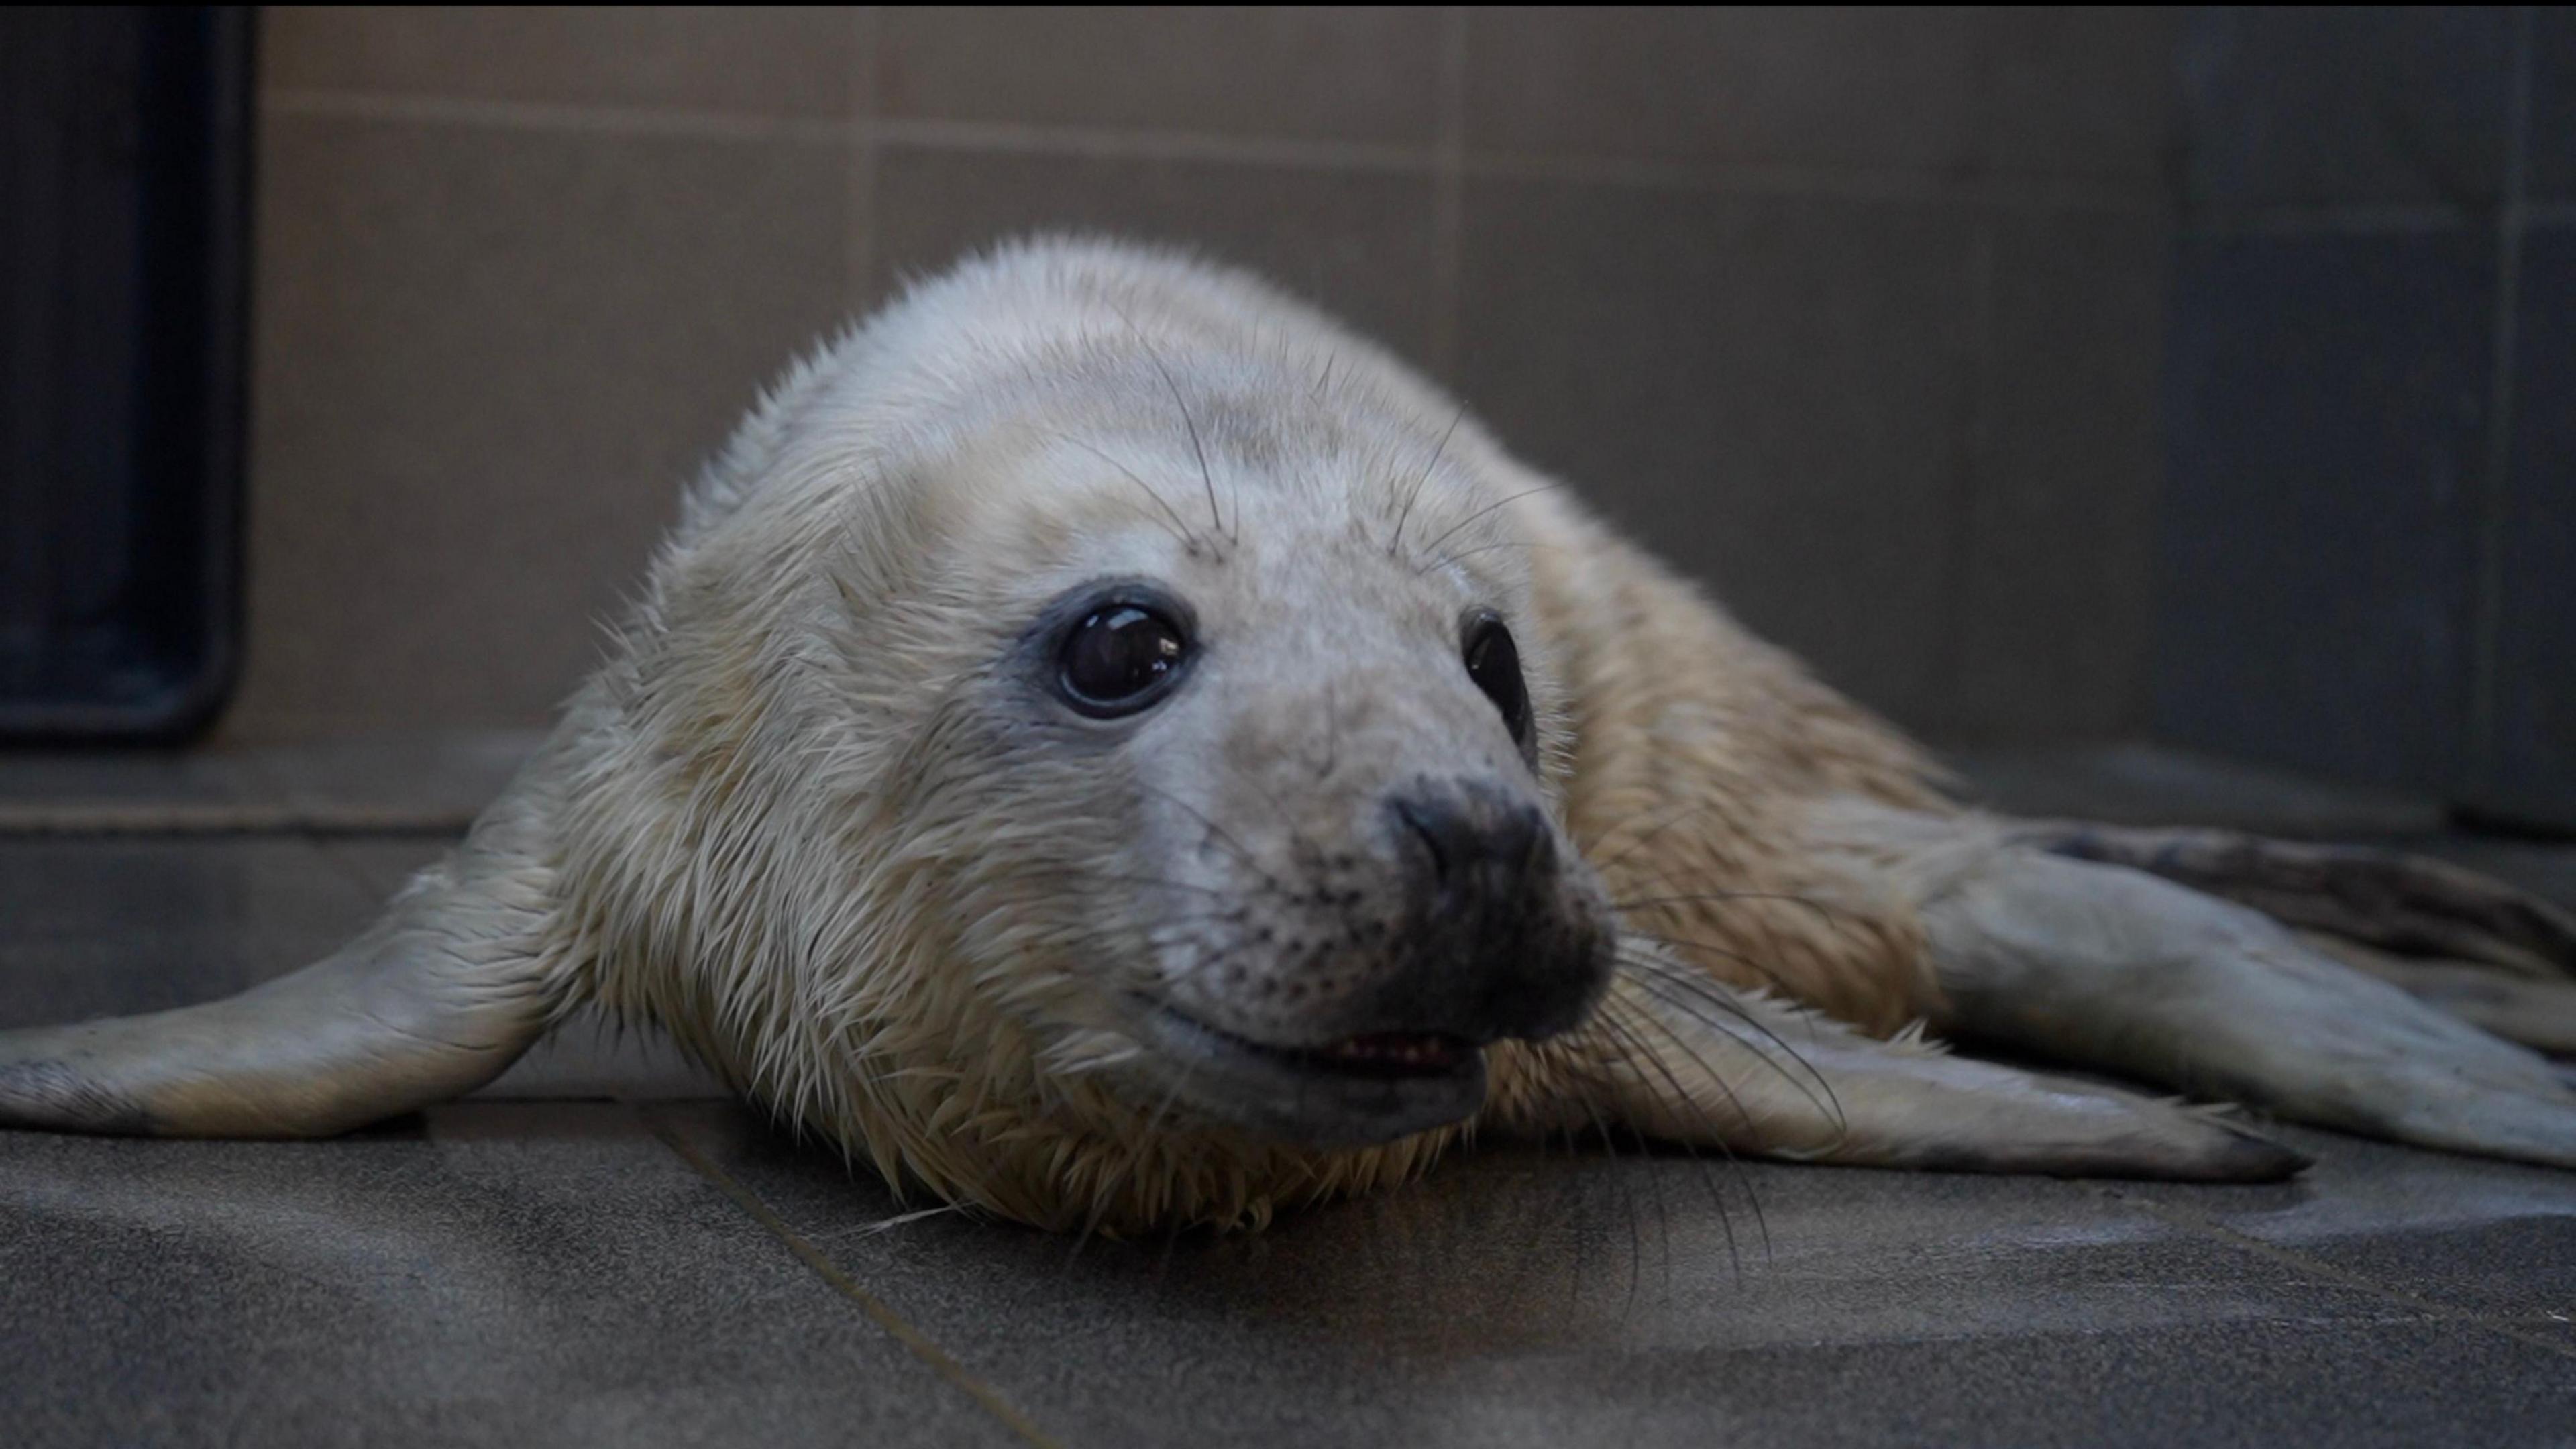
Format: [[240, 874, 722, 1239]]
[[231, 7, 2183, 745], [2155, 9, 2574, 824]]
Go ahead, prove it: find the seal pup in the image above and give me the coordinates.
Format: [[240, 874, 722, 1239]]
[[5, 237, 2574, 1233]]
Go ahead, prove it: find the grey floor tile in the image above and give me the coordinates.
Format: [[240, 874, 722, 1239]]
[[2118, 1128, 2576, 1335], [659, 1102, 2534, 1448], [0, 1102, 1023, 1449]]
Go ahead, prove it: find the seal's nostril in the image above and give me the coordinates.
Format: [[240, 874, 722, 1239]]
[[1395, 796, 1455, 881], [1387, 784, 1549, 896]]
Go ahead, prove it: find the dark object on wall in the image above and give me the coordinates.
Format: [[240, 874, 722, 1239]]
[[0, 7, 250, 740]]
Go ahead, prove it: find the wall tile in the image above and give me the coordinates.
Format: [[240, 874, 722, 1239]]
[[2151, 231, 2492, 791], [1456, 178, 1978, 729], [875, 7, 1441, 144], [1976, 8, 2184, 183], [2528, 7, 2576, 205], [870, 146, 1442, 368], [229, 115, 852, 739], [2473, 229, 2576, 827], [262, 5, 859, 117], [1464, 7, 1981, 174], [2178, 7, 2514, 217], [1951, 209, 2172, 741]]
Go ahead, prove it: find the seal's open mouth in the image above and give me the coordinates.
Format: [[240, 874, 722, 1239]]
[[1227, 1027, 1476, 1080], [1139, 1004, 1490, 1144]]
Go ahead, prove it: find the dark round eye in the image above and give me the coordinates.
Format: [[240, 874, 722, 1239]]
[[1463, 613, 1530, 744], [1058, 602, 1190, 715]]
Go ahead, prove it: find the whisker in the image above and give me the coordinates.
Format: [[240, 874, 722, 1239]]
[[1057, 433, 1199, 550], [1613, 956, 1845, 1129], [1108, 299, 1229, 541], [1582, 1008, 1752, 1277], [1411, 482, 1568, 562], [1389, 405, 1468, 558], [1421, 540, 1562, 576]]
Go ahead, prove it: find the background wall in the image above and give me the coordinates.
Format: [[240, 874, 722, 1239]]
[[2156, 9, 2575, 826], [231, 7, 2182, 747]]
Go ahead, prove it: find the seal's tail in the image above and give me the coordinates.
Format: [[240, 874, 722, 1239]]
[[0, 760, 566, 1138]]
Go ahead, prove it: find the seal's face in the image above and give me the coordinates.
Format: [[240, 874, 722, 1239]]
[[904, 398, 1618, 1148]]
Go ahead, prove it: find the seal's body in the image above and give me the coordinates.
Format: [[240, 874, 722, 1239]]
[[6, 239, 2574, 1231]]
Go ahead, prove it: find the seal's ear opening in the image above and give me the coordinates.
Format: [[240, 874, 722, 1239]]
[[0, 773, 564, 1138]]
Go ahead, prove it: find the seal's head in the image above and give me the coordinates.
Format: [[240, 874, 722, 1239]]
[[940, 405, 1617, 1152], [564, 248, 1616, 1223]]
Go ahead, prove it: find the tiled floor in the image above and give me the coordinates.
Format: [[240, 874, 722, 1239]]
[[3, 747, 2573, 1446]]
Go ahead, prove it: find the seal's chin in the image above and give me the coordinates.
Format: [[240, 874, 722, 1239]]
[[1138, 1004, 1489, 1148]]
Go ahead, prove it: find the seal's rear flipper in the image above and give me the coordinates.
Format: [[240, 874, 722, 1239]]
[[1917, 827, 2576, 1169], [2007, 820, 2576, 983], [1562, 957, 2307, 1182], [0, 780, 561, 1138]]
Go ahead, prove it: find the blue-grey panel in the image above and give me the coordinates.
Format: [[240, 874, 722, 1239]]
[[2474, 228, 2576, 826], [2151, 231, 2491, 792], [2528, 8, 2576, 204], [2178, 7, 2513, 217]]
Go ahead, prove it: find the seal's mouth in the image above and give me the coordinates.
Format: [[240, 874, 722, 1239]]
[[1202, 1022, 1477, 1079], [1137, 1003, 1490, 1146]]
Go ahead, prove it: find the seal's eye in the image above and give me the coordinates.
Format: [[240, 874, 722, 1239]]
[[1058, 602, 1189, 716], [1463, 613, 1530, 744]]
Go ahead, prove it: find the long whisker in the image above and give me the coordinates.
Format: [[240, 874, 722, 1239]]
[[1614, 955, 1844, 1128], [1389, 405, 1468, 558], [1422, 539, 1562, 576], [1108, 299, 1228, 541], [1410, 482, 1568, 562], [1057, 433, 1199, 549], [1582, 1007, 1754, 1277]]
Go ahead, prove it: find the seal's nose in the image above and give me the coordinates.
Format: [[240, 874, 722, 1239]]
[[1379, 777, 1605, 1043], [1391, 778, 1546, 922], [1391, 781, 1551, 914]]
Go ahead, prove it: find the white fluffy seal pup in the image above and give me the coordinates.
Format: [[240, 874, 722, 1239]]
[[6, 238, 2574, 1232]]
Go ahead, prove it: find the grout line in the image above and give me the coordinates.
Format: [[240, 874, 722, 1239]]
[[868, 114, 1433, 172], [2466, 6, 2536, 804], [2176, 205, 2485, 239], [1426, 5, 1470, 380], [639, 1104, 1069, 1449], [257, 86, 2164, 213], [262, 88, 857, 143], [2107, 1188, 2576, 1363]]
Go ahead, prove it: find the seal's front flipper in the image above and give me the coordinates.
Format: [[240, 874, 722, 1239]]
[[1920, 840, 2576, 1170], [0, 771, 563, 1138], [1561, 958, 2304, 1181]]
